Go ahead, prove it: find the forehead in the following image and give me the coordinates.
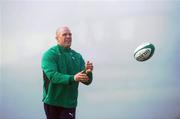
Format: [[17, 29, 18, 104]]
[[57, 27, 71, 35]]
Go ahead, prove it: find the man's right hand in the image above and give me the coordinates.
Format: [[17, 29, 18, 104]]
[[74, 71, 89, 82]]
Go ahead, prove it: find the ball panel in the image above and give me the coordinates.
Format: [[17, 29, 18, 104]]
[[134, 42, 151, 54], [134, 48, 152, 61]]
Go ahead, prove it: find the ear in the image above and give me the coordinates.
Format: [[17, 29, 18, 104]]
[[55, 36, 58, 41]]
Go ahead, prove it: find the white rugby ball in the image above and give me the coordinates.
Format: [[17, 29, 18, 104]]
[[134, 42, 155, 62]]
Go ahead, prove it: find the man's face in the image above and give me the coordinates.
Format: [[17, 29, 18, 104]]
[[56, 27, 72, 48]]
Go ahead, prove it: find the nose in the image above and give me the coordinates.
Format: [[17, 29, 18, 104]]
[[67, 34, 71, 38], [66, 33, 72, 39]]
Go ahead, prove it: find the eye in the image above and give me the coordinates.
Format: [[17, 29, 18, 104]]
[[62, 33, 72, 36], [67, 33, 72, 36]]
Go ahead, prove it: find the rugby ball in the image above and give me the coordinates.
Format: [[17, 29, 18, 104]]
[[134, 42, 155, 62]]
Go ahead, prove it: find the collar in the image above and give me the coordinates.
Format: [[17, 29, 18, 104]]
[[57, 44, 71, 53]]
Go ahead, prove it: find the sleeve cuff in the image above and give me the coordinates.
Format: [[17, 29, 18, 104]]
[[69, 75, 75, 84]]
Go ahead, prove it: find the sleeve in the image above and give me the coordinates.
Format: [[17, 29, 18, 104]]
[[79, 55, 93, 85], [41, 50, 75, 85]]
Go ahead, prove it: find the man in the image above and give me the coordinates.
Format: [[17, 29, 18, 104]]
[[41, 26, 93, 119]]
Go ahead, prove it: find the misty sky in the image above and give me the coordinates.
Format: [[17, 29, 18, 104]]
[[1, 0, 180, 119]]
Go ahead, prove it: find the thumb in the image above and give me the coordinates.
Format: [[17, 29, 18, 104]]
[[81, 70, 86, 74]]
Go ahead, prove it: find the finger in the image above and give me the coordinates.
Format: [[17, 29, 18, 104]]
[[80, 70, 86, 74], [87, 63, 93, 66], [86, 64, 93, 68], [80, 75, 87, 79], [87, 66, 93, 70], [81, 77, 89, 82], [86, 69, 92, 73], [78, 73, 87, 78], [81, 75, 88, 79], [87, 65, 93, 67]]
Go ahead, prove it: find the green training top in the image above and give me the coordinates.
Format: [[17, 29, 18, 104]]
[[41, 45, 92, 108]]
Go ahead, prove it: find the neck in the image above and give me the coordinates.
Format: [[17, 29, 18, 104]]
[[58, 44, 70, 48]]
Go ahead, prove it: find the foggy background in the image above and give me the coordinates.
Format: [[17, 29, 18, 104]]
[[1, 0, 180, 119]]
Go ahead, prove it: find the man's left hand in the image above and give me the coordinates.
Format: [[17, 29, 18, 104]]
[[85, 61, 93, 73]]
